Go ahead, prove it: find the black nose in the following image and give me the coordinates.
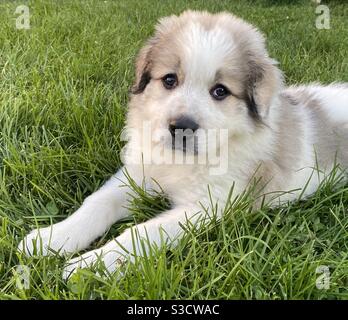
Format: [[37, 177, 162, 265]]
[[169, 117, 199, 137]]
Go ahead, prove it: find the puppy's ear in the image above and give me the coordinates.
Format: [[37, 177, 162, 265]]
[[245, 53, 283, 122], [131, 15, 179, 95], [131, 41, 154, 94]]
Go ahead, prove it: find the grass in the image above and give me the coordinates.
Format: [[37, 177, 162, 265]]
[[0, 0, 347, 300]]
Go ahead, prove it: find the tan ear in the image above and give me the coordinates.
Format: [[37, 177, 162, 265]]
[[131, 41, 154, 94], [244, 54, 283, 121], [131, 15, 180, 94]]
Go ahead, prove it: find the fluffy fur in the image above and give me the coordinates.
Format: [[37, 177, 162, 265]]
[[18, 11, 348, 279]]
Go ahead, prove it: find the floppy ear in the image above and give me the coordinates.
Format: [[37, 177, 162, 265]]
[[131, 41, 154, 94], [131, 15, 180, 95], [245, 54, 283, 121]]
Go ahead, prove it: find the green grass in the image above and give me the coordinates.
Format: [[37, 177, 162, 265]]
[[0, 0, 348, 299]]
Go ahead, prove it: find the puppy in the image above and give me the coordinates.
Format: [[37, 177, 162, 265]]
[[19, 10, 348, 279]]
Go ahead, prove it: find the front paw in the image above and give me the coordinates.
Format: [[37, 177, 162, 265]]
[[62, 248, 125, 280], [18, 225, 79, 256]]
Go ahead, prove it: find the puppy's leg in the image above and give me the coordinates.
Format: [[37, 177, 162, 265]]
[[63, 205, 203, 279], [18, 167, 142, 256]]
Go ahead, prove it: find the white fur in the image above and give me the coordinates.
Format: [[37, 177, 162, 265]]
[[293, 83, 348, 125]]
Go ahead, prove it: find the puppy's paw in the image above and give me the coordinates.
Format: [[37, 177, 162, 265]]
[[62, 251, 98, 280], [62, 248, 125, 281], [18, 225, 79, 256]]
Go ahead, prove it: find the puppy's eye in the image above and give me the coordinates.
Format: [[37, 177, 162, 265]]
[[162, 73, 178, 89], [210, 84, 231, 101]]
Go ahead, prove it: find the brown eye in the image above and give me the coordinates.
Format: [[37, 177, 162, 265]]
[[210, 84, 231, 101], [162, 73, 178, 89]]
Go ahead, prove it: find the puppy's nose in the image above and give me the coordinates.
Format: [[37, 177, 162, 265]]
[[169, 117, 199, 137]]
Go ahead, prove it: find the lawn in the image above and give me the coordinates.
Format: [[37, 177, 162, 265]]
[[0, 0, 347, 299]]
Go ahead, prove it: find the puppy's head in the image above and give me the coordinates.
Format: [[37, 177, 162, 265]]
[[128, 10, 282, 156]]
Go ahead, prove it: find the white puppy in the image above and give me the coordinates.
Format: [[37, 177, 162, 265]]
[[19, 11, 348, 279]]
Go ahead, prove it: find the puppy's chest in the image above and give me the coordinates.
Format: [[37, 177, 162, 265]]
[[144, 164, 247, 206]]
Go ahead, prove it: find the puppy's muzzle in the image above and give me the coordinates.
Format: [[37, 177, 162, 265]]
[[169, 116, 199, 153]]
